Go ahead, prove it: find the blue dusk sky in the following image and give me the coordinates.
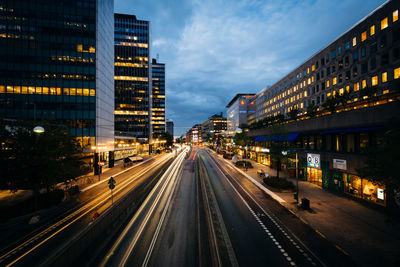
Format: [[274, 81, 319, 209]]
[[115, 0, 386, 136]]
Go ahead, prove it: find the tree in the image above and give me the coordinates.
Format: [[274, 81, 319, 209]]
[[0, 120, 85, 194], [322, 95, 339, 114], [306, 103, 318, 118], [357, 125, 400, 211], [359, 86, 378, 106], [287, 108, 299, 121], [159, 132, 174, 147]]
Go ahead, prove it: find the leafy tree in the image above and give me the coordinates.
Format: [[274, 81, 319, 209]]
[[157, 132, 174, 147], [306, 103, 318, 117], [359, 86, 378, 106], [287, 108, 299, 121], [234, 131, 250, 147], [0, 120, 85, 194], [337, 90, 352, 106], [322, 96, 339, 113]]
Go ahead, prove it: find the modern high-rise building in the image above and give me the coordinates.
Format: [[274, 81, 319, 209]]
[[0, 0, 115, 166], [166, 120, 174, 137], [114, 14, 151, 145], [151, 58, 166, 136]]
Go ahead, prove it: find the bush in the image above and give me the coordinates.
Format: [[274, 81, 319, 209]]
[[235, 161, 253, 168], [263, 176, 295, 190]]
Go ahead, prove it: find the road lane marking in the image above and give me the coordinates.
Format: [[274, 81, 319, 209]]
[[209, 153, 324, 267], [3, 154, 174, 266], [100, 149, 188, 267]]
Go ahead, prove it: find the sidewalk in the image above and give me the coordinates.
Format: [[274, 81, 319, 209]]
[[238, 158, 400, 266]]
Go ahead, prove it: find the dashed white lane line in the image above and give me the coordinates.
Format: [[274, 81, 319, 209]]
[[215, 156, 320, 266]]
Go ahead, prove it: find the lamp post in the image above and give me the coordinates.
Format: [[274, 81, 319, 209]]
[[33, 126, 45, 211]]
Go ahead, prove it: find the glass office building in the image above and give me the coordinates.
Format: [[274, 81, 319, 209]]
[[0, 0, 115, 156], [114, 14, 151, 143], [151, 58, 166, 136]]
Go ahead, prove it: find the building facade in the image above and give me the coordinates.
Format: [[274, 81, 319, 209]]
[[226, 94, 255, 136], [114, 14, 151, 145], [187, 124, 202, 144], [151, 58, 166, 136], [249, 0, 400, 207], [0, 0, 115, 165], [201, 113, 227, 141]]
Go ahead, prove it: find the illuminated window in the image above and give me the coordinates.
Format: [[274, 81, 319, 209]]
[[7, 86, 13, 93], [308, 78, 311, 85], [339, 88, 344, 95], [382, 72, 387, 83], [370, 25, 375, 36], [354, 82, 360, 91], [43, 87, 49, 94], [300, 102, 303, 108], [383, 89, 389, 94], [312, 64, 315, 71], [372, 75, 378, 86], [327, 92, 331, 97], [14, 86, 20, 94], [0, 85, 5, 93], [304, 91, 307, 97], [22, 86, 28, 94], [352, 37, 357, 46], [393, 10, 398, 22], [361, 31, 367, 41], [362, 79, 367, 88], [346, 85, 350, 92], [394, 67, 400, 79], [327, 80, 330, 88], [333, 77, 337, 85], [381, 17, 388, 30]]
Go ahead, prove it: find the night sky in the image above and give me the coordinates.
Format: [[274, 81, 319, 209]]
[[115, 0, 386, 136]]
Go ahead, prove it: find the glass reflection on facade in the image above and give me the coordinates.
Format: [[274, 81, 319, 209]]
[[0, 0, 114, 150], [151, 58, 166, 135], [114, 14, 151, 142]]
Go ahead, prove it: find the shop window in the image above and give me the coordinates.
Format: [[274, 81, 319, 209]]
[[316, 135, 323, 150], [359, 133, 369, 149], [347, 134, 355, 152]]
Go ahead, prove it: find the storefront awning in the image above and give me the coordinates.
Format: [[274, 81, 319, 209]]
[[254, 133, 299, 142]]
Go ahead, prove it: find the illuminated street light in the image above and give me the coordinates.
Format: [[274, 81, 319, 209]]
[[33, 126, 45, 134]]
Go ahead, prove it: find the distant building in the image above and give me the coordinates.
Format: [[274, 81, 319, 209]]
[[114, 14, 151, 144], [151, 58, 166, 136], [226, 94, 255, 136], [0, 0, 115, 168], [201, 113, 227, 141], [166, 120, 174, 137], [188, 124, 202, 143]]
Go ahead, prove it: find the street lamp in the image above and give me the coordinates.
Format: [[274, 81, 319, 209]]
[[33, 126, 45, 134], [32, 126, 44, 211]]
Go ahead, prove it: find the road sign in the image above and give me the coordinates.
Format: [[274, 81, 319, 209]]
[[109, 183, 115, 190], [108, 176, 116, 185]]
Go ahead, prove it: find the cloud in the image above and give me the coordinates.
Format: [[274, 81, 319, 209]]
[[115, 0, 386, 135]]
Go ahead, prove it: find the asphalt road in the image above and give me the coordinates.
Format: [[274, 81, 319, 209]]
[[0, 153, 175, 267], [98, 147, 354, 267]]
